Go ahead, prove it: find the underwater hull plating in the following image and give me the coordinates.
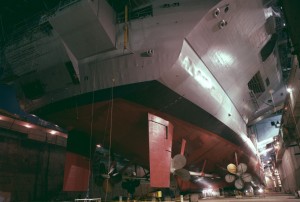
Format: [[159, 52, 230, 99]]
[[32, 0, 269, 191], [37, 81, 263, 191]]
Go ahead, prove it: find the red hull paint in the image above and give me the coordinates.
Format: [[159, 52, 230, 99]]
[[63, 152, 90, 191], [148, 113, 173, 187]]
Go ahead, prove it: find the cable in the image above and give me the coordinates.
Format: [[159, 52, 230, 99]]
[[86, 73, 96, 198], [102, 95, 112, 146], [104, 78, 115, 202]]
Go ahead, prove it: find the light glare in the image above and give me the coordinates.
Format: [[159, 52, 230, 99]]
[[50, 130, 57, 135], [181, 56, 213, 89], [214, 51, 234, 67], [24, 124, 32, 128]]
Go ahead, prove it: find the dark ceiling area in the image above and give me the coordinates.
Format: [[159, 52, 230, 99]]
[[0, 0, 152, 45], [0, 0, 63, 40], [106, 0, 150, 12], [281, 0, 300, 60]]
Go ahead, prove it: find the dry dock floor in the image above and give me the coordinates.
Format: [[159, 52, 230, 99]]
[[199, 195, 299, 202]]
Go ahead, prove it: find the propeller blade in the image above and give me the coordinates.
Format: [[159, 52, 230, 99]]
[[234, 178, 244, 190], [237, 163, 247, 174], [227, 163, 237, 174], [110, 173, 123, 185], [108, 161, 116, 175], [242, 173, 252, 182], [174, 168, 190, 181], [225, 174, 236, 183], [171, 154, 187, 171]]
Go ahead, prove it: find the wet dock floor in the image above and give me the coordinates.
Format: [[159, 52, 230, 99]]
[[198, 195, 299, 202]]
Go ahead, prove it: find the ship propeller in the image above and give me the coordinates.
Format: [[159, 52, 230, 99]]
[[225, 163, 252, 189]]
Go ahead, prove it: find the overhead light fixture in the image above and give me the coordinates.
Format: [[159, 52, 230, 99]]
[[24, 124, 32, 128], [287, 87, 293, 93], [50, 130, 57, 135]]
